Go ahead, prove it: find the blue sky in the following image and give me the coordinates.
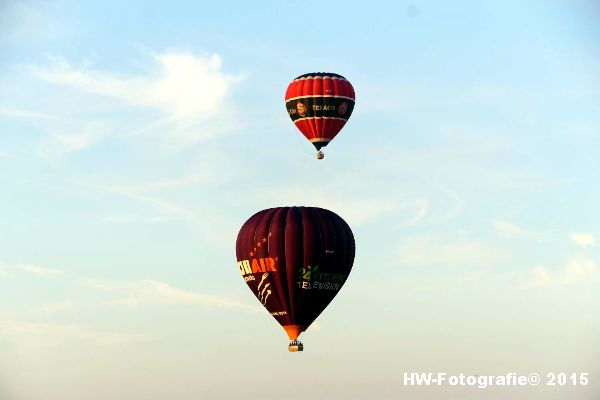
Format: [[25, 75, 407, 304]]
[[1, 1, 599, 399]]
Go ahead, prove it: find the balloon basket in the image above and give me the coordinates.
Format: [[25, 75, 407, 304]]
[[316, 151, 324, 160], [288, 340, 304, 352]]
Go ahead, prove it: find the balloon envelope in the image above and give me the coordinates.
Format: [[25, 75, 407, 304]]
[[236, 206, 355, 341], [285, 72, 355, 151]]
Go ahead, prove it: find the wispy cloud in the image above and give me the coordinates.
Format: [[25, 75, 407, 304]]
[[250, 183, 398, 226], [6, 51, 243, 156], [564, 256, 599, 284], [32, 52, 243, 148], [103, 172, 217, 193], [0, 105, 58, 120], [245, 180, 462, 228], [404, 198, 429, 226], [33, 52, 241, 121], [491, 219, 540, 239], [82, 180, 235, 247], [19, 264, 63, 276], [0, 263, 13, 278], [79, 278, 259, 312], [96, 214, 173, 224], [527, 256, 599, 287], [397, 235, 500, 267], [39, 121, 111, 154], [569, 232, 595, 247], [0, 315, 149, 352], [531, 266, 552, 286], [37, 301, 76, 314], [431, 187, 463, 223], [0, 149, 19, 159]]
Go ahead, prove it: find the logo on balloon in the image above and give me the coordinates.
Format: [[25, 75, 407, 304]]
[[238, 257, 277, 277], [337, 101, 348, 116], [257, 273, 272, 305], [296, 265, 347, 291], [296, 102, 307, 117]]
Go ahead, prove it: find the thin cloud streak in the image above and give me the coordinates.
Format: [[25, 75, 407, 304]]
[[403, 198, 429, 226], [37, 301, 76, 314], [525, 256, 600, 288], [0, 317, 150, 350], [0, 106, 59, 120], [19, 264, 63, 276], [431, 186, 464, 223], [251, 183, 398, 226], [111, 172, 216, 192], [0, 150, 20, 159], [569, 232, 595, 247], [491, 219, 542, 239], [397, 235, 501, 267], [96, 214, 173, 224], [79, 180, 235, 247], [79, 278, 260, 312]]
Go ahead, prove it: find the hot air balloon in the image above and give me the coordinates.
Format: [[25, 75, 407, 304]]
[[285, 73, 355, 159], [236, 206, 355, 352]]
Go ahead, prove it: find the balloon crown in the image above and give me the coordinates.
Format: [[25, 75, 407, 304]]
[[294, 72, 348, 80]]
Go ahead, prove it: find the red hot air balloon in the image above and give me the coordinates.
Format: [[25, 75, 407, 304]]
[[285, 73, 355, 159], [236, 207, 355, 352]]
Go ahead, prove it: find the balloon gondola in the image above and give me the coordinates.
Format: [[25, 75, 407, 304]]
[[288, 340, 304, 352]]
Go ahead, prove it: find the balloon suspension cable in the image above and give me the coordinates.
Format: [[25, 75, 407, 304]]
[[288, 340, 304, 352], [316, 150, 324, 160]]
